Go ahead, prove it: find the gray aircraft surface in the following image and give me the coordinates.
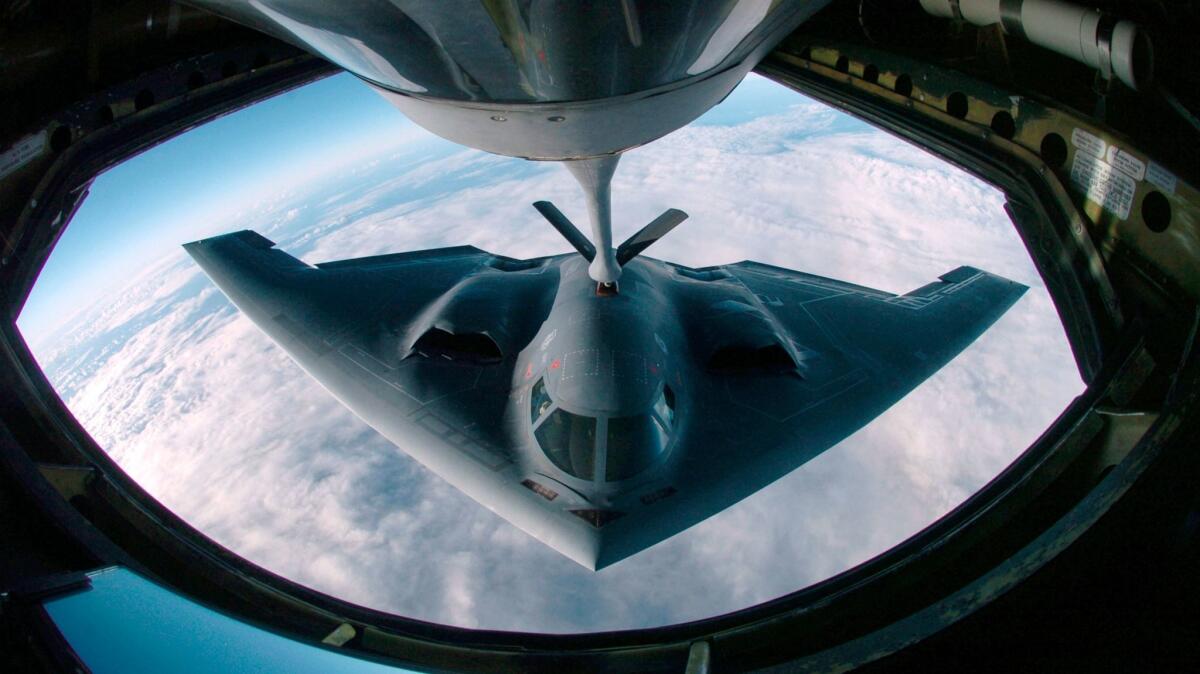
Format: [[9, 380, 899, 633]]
[[185, 212, 1026, 570]]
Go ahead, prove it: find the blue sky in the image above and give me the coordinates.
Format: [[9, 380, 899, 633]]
[[18, 74, 425, 344]]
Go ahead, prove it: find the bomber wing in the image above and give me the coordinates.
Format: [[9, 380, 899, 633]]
[[183, 231, 603, 563], [583, 260, 1027, 568]]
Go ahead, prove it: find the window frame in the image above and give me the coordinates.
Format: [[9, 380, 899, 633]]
[[530, 381, 679, 484]]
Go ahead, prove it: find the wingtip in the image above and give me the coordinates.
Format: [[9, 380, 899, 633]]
[[181, 238, 210, 264], [940, 265, 1029, 293], [183, 230, 275, 251]]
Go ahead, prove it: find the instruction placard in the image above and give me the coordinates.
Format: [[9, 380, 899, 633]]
[[1106, 145, 1146, 181], [1071, 152, 1135, 220], [1071, 127, 1106, 158], [0, 131, 45, 180]]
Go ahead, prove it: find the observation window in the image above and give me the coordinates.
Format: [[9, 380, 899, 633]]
[[14, 62, 1087, 632]]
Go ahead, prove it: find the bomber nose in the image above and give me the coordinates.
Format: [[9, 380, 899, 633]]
[[554, 346, 662, 415]]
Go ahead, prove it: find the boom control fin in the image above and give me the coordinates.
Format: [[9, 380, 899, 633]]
[[616, 208, 688, 266], [531, 157, 688, 283], [533, 201, 595, 262]]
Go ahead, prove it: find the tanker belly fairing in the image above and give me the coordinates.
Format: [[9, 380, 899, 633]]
[[184, 231, 1026, 570]]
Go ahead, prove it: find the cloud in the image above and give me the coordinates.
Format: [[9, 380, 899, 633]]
[[28, 83, 1082, 632]]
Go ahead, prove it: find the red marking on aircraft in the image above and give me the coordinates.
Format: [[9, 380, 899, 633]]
[[551, 359, 561, 370], [524, 364, 533, 379]]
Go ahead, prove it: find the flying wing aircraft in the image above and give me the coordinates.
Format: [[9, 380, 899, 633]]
[[185, 202, 1026, 570]]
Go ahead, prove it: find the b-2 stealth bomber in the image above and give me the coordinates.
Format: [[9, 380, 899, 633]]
[[185, 205, 1026, 570]]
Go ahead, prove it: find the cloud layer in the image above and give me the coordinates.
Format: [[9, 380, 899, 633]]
[[28, 84, 1083, 632]]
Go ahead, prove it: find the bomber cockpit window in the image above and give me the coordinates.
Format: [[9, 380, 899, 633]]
[[653, 385, 676, 427], [535, 409, 597, 480], [605, 414, 670, 482], [531, 378, 552, 423], [606, 386, 675, 482]]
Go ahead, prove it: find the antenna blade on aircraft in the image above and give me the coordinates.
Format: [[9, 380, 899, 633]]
[[533, 201, 596, 262], [615, 208, 688, 266]]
